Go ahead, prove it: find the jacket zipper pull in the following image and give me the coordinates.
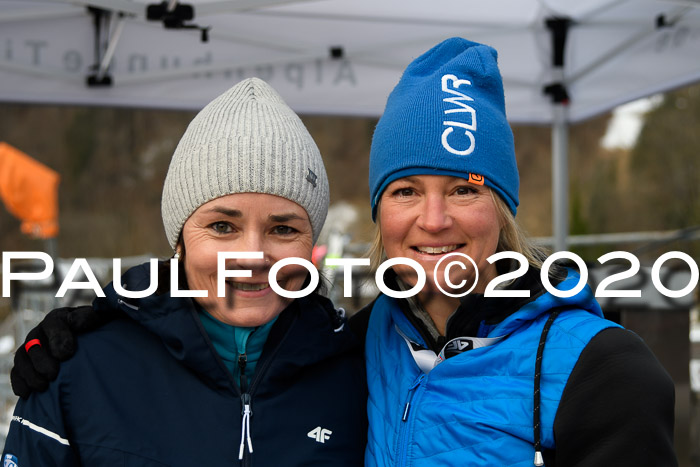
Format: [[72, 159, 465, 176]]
[[402, 375, 424, 422], [238, 393, 253, 460], [237, 354, 253, 460], [238, 353, 248, 392], [402, 401, 411, 422]]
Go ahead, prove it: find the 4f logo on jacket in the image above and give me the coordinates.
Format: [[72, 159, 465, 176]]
[[307, 426, 332, 443], [443, 338, 473, 358]]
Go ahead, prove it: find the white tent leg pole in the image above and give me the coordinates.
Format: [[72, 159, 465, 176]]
[[97, 14, 125, 80], [552, 103, 569, 252]]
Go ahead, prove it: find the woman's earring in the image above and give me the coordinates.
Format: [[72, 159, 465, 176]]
[[174, 252, 180, 260]]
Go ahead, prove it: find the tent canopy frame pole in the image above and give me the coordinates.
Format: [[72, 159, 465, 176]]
[[544, 16, 572, 252], [552, 105, 569, 253]]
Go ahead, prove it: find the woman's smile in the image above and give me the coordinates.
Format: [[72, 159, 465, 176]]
[[411, 244, 465, 256]]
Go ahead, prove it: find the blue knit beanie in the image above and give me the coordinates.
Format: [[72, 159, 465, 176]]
[[369, 37, 519, 220]]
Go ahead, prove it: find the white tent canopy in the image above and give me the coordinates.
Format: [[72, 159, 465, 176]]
[[2, 0, 700, 248], [2, 0, 699, 121]]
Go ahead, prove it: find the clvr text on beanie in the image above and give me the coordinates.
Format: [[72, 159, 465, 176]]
[[369, 37, 520, 219]]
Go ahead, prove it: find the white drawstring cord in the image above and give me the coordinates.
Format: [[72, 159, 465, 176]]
[[238, 403, 253, 460]]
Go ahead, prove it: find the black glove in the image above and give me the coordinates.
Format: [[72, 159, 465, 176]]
[[11, 306, 115, 398]]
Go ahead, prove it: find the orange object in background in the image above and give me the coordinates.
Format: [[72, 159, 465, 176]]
[[0, 142, 60, 238]]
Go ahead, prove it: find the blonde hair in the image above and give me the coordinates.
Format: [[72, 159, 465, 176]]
[[368, 188, 548, 272]]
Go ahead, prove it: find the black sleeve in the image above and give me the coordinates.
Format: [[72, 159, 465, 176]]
[[547, 327, 677, 467]]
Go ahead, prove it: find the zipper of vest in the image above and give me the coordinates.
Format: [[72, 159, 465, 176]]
[[397, 375, 425, 466], [238, 353, 253, 463]]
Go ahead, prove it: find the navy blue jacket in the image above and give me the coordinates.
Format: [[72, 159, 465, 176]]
[[3, 263, 367, 466]]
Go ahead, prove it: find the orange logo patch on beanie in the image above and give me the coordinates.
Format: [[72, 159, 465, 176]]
[[468, 173, 485, 185]]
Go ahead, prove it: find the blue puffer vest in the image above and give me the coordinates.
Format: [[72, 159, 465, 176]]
[[365, 271, 620, 466]]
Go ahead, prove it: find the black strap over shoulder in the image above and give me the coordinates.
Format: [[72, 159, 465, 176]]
[[533, 309, 563, 466]]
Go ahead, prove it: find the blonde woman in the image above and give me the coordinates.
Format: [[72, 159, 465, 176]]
[[357, 37, 676, 466]]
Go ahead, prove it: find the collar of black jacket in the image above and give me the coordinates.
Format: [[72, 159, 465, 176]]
[[94, 261, 361, 394]]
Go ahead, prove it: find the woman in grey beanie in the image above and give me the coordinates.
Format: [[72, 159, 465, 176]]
[[4, 78, 367, 466]]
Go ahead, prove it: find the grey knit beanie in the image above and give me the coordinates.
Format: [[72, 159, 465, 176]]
[[161, 77, 330, 249]]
